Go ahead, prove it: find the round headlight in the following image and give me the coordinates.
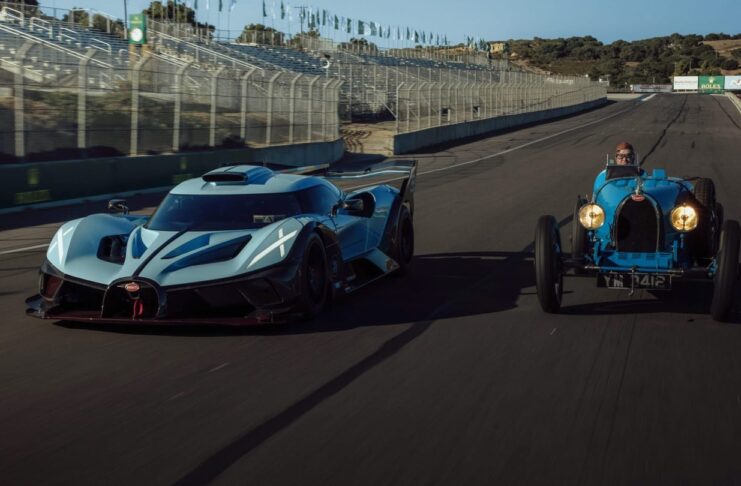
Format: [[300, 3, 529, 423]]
[[578, 203, 605, 229], [670, 205, 698, 232]]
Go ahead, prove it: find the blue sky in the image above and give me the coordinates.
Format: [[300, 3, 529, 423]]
[[40, 0, 741, 45]]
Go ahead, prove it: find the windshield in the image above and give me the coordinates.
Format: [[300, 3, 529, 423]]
[[147, 193, 304, 231]]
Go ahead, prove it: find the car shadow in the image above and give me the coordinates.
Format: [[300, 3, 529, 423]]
[[559, 278, 741, 324], [54, 250, 537, 336]]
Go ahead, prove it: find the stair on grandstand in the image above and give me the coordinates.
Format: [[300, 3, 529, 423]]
[[0, 6, 129, 60]]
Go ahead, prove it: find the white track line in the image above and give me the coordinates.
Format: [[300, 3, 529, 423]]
[[3, 102, 638, 256], [0, 243, 49, 256]]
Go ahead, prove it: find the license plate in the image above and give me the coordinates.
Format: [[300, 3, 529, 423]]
[[598, 273, 671, 290]]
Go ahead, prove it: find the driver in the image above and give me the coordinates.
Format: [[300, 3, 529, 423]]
[[615, 142, 637, 165]]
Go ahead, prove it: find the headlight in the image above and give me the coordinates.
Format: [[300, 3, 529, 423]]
[[578, 204, 605, 229], [670, 205, 698, 232]]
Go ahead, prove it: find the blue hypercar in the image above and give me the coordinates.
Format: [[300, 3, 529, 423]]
[[535, 162, 740, 322], [26, 162, 417, 325]]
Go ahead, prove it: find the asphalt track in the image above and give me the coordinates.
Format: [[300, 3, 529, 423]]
[[2, 93, 741, 485]]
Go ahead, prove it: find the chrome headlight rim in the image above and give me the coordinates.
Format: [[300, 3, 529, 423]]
[[670, 204, 699, 232], [578, 203, 606, 230]]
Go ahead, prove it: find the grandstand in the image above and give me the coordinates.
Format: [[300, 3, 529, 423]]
[[0, 1, 605, 163]]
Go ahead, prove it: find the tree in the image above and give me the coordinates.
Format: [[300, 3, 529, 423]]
[[237, 24, 285, 45], [142, 1, 214, 39], [61, 10, 125, 36], [704, 33, 730, 41], [674, 59, 691, 75], [13, 0, 40, 16], [290, 28, 326, 49], [337, 36, 378, 53], [722, 58, 739, 70], [144, 1, 196, 25], [238, 24, 285, 45]]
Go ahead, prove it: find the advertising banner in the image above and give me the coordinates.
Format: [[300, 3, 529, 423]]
[[725, 76, 741, 91], [673, 76, 698, 91], [698, 75, 724, 93], [128, 13, 147, 45]]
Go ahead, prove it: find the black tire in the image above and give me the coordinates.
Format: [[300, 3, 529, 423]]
[[693, 178, 716, 210], [712, 202, 724, 257], [298, 234, 329, 319], [535, 215, 563, 313], [710, 220, 740, 322], [716, 203, 724, 229], [693, 178, 717, 259], [571, 197, 588, 267], [392, 206, 414, 276]]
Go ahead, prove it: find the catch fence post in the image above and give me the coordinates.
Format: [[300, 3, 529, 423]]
[[210, 66, 225, 147], [173, 61, 193, 152]]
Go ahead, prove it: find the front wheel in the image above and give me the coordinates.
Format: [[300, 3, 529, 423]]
[[298, 234, 329, 319], [535, 215, 564, 313], [711, 220, 740, 322]]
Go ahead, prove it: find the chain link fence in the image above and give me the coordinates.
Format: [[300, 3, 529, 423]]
[[395, 72, 606, 133], [324, 52, 512, 121], [0, 2, 606, 162], [0, 4, 341, 163], [0, 44, 341, 162]]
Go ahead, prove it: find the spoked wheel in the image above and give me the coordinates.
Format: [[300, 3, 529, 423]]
[[535, 215, 564, 313], [571, 197, 588, 273], [710, 220, 740, 322], [393, 206, 414, 276], [299, 234, 329, 319]]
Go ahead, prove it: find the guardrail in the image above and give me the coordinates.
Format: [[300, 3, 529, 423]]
[[0, 139, 345, 212], [726, 92, 741, 114]]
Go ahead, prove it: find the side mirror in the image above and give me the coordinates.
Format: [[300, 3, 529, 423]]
[[108, 199, 129, 215], [343, 199, 364, 213]]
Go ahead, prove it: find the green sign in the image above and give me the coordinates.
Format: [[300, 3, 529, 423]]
[[128, 13, 147, 44], [699, 75, 724, 94]]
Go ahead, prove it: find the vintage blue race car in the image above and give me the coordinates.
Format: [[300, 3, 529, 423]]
[[535, 163, 740, 322], [26, 162, 416, 325]]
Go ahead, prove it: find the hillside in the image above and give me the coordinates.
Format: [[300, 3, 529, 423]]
[[501, 33, 741, 87]]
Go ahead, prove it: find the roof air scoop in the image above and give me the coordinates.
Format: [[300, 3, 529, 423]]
[[202, 173, 247, 183], [201, 166, 275, 185]]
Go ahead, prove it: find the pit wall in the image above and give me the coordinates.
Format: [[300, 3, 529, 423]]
[[0, 139, 344, 212], [393, 98, 608, 154]]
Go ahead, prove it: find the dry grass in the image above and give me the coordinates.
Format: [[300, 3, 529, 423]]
[[702, 39, 741, 57]]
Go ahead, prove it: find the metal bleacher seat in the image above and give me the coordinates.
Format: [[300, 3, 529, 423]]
[[0, 8, 127, 63], [223, 43, 325, 75]]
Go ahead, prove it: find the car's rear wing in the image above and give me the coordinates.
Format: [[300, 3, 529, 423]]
[[324, 159, 417, 179], [324, 159, 417, 214]]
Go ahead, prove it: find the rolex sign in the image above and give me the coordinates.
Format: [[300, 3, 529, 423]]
[[128, 13, 147, 44], [698, 75, 724, 94]]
